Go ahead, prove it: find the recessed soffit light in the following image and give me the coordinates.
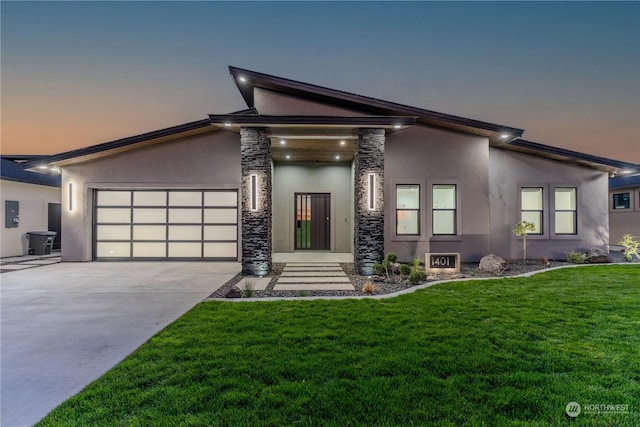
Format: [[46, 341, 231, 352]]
[[280, 140, 286, 145], [500, 133, 510, 139], [238, 76, 247, 82]]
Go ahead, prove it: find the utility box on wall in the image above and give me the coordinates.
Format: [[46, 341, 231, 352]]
[[5, 200, 19, 228]]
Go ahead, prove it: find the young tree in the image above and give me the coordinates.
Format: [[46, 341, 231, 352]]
[[512, 220, 536, 264]]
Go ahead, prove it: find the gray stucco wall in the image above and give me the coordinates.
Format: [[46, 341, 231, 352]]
[[253, 88, 367, 116], [385, 125, 491, 262], [272, 163, 352, 253], [61, 130, 241, 261], [489, 148, 609, 260]]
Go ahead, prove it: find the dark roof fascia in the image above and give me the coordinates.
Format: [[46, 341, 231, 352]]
[[508, 139, 640, 173], [208, 114, 416, 127], [1, 159, 61, 187], [228, 66, 524, 137], [1, 155, 49, 162], [609, 175, 640, 189], [23, 119, 213, 169]]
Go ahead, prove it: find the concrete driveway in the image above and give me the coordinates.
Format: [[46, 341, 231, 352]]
[[1, 261, 239, 427]]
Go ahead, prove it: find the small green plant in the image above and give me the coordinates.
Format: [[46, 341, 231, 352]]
[[398, 264, 412, 277], [619, 234, 639, 261], [298, 291, 308, 297], [566, 250, 586, 264], [409, 270, 426, 285], [411, 256, 421, 271], [372, 263, 384, 276], [242, 280, 255, 298], [385, 253, 398, 263], [512, 220, 536, 263]]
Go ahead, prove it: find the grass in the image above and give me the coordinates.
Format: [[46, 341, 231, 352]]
[[38, 266, 639, 426]]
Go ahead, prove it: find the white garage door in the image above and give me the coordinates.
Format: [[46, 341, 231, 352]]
[[94, 190, 238, 260]]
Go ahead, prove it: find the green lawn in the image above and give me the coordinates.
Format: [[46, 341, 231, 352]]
[[38, 266, 639, 426]]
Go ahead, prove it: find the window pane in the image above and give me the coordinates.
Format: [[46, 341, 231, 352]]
[[204, 242, 237, 257], [168, 209, 201, 223], [397, 185, 419, 209], [555, 212, 576, 234], [204, 191, 237, 207], [204, 208, 237, 224], [133, 242, 166, 257], [204, 225, 237, 241], [433, 210, 456, 235], [521, 188, 542, 210], [96, 225, 130, 241], [397, 210, 419, 234], [555, 188, 576, 210], [433, 185, 456, 209], [168, 225, 202, 241], [521, 211, 542, 234], [96, 242, 130, 257], [168, 243, 201, 257], [133, 225, 166, 240], [97, 208, 130, 223], [613, 193, 630, 209]]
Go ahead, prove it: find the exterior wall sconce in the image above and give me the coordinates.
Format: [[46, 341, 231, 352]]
[[68, 182, 74, 211], [250, 174, 258, 211], [368, 173, 376, 211]]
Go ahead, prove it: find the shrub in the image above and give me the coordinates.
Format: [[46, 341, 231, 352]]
[[385, 253, 398, 264], [242, 280, 255, 298], [566, 251, 586, 264], [398, 264, 412, 277], [362, 281, 376, 294], [409, 270, 426, 285], [619, 234, 640, 262], [372, 263, 384, 276], [411, 256, 421, 271]]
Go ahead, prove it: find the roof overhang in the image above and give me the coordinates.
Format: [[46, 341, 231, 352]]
[[210, 114, 416, 162], [229, 66, 524, 144], [23, 119, 217, 169], [504, 139, 640, 176]]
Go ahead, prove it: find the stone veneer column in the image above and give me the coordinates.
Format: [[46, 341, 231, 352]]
[[354, 128, 385, 275], [241, 127, 272, 276]]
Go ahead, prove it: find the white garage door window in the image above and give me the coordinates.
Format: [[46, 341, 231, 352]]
[[94, 190, 238, 260]]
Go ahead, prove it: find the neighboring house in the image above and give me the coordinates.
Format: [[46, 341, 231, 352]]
[[609, 174, 640, 246], [1, 156, 62, 257], [25, 66, 639, 274]]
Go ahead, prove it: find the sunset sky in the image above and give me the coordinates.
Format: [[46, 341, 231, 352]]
[[2, 1, 639, 163]]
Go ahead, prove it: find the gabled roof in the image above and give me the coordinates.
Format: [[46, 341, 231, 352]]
[[228, 66, 524, 144], [505, 139, 640, 175], [1, 158, 61, 187]]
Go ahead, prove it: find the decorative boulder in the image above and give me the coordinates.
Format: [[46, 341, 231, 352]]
[[225, 288, 243, 298], [479, 254, 509, 274], [584, 249, 612, 264]]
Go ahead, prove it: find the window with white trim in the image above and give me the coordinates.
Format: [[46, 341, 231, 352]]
[[396, 185, 420, 235], [432, 184, 456, 235], [521, 187, 543, 234], [555, 187, 577, 235]]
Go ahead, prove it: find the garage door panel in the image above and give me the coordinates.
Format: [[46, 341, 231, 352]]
[[168, 243, 201, 257], [133, 225, 166, 240], [168, 226, 201, 241], [95, 190, 237, 260], [133, 209, 166, 223], [133, 242, 166, 257], [133, 191, 166, 206], [204, 192, 236, 207], [97, 242, 130, 258], [96, 225, 131, 241], [97, 191, 131, 206], [204, 242, 237, 258], [168, 209, 201, 223], [204, 225, 237, 241], [204, 208, 237, 224]]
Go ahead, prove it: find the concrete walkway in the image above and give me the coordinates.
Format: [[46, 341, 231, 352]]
[[274, 262, 355, 291], [1, 261, 240, 427]]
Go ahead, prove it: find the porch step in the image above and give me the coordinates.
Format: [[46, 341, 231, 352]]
[[273, 262, 355, 291]]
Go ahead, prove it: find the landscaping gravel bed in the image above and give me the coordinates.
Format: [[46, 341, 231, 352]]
[[207, 250, 637, 300]]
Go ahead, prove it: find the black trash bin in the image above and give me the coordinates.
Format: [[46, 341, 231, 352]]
[[27, 231, 57, 255]]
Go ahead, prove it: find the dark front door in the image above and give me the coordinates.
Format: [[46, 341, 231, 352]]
[[295, 193, 330, 250], [48, 203, 62, 251]]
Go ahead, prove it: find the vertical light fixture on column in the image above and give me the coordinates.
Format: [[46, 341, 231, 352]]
[[68, 182, 74, 211], [250, 173, 258, 211], [368, 173, 376, 211]]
